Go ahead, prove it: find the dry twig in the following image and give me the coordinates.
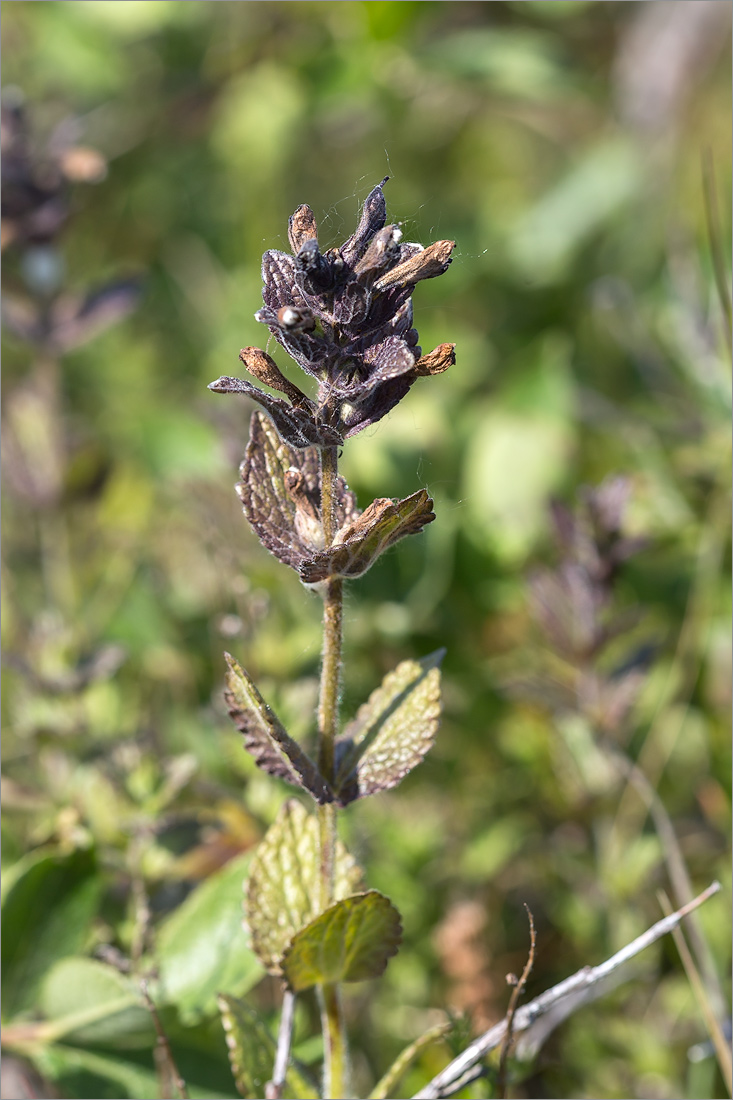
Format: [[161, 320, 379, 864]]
[[412, 881, 721, 1099], [265, 989, 296, 1100], [496, 905, 536, 1100]]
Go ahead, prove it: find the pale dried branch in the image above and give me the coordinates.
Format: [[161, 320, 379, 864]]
[[265, 989, 296, 1100], [412, 881, 721, 1099]]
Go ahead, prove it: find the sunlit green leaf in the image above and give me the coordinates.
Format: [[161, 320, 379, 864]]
[[1, 848, 101, 1018], [218, 994, 318, 1100], [156, 852, 262, 1025], [334, 650, 444, 804], [281, 891, 402, 992], [245, 800, 363, 974]]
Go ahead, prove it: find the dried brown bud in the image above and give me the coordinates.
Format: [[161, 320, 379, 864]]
[[284, 466, 323, 547], [276, 305, 316, 334], [374, 239, 455, 293], [239, 346, 309, 405], [413, 343, 456, 377], [354, 225, 403, 279], [287, 204, 318, 254]]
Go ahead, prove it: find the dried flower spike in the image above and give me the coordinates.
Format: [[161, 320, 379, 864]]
[[209, 179, 455, 442]]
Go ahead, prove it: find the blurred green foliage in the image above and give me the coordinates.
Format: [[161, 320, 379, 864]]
[[1, 2, 730, 1098]]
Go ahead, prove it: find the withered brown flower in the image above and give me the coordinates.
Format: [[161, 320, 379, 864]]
[[237, 412, 435, 584], [209, 179, 455, 445]]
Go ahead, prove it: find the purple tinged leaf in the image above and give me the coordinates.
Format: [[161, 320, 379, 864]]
[[223, 652, 333, 804], [341, 374, 415, 437], [208, 375, 341, 448], [333, 280, 371, 327], [261, 250, 300, 312], [340, 179, 388, 266], [245, 800, 364, 975], [334, 649, 445, 805], [234, 411, 357, 573]]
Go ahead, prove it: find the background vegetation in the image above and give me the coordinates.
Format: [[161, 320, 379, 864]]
[[2, 3, 730, 1098]]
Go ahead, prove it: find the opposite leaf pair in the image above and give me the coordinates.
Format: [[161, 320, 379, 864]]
[[225, 648, 444, 807]]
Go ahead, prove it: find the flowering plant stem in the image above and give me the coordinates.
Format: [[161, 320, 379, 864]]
[[317, 444, 348, 1098]]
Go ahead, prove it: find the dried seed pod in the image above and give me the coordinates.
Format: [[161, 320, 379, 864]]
[[354, 225, 403, 281], [238, 346, 310, 404], [413, 343, 456, 376], [288, 203, 318, 254], [374, 239, 455, 293]]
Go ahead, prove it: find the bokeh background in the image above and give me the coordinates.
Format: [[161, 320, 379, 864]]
[[2, 3, 730, 1099]]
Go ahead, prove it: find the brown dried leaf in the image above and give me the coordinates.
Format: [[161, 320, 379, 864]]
[[414, 342, 456, 376], [374, 239, 455, 292], [208, 375, 342, 448], [288, 203, 318, 254], [299, 489, 435, 584], [235, 412, 357, 572], [238, 346, 310, 406]]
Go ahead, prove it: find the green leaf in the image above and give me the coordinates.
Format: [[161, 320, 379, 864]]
[[281, 891, 402, 992], [224, 653, 333, 804], [245, 800, 363, 974], [218, 994, 318, 1100], [34, 1041, 235, 1100], [334, 650, 444, 805], [369, 1020, 452, 1099], [156, 852, 262, 1025], [39, 958, 153, 1048], [299, 490, 435, 583], [1, 847, 101, 1018], [34, 1043, 163, 1100]]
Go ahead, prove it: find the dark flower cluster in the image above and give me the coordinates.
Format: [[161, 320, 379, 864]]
[[209, 178, 455, 448]]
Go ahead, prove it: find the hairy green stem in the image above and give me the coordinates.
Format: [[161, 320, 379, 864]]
[[316, 444, 349, 1097], [319, 983, 349, 1100]]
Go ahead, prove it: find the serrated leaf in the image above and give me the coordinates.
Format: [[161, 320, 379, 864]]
[[208, 375, 341, 449], [298, 490, 435, 583], [224, 653, 333, 803], [218, 995, 319, 1100], [334, 650, 445, 805], [281, 891, 402, 991], [34, 1044, 163, 1100], [156, 852, 262, 1025], [235, 411, 357, 573], [245, 800, 363, 974]]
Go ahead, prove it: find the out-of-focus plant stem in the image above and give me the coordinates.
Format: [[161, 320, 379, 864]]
[[316, 444, 348, 1098]]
